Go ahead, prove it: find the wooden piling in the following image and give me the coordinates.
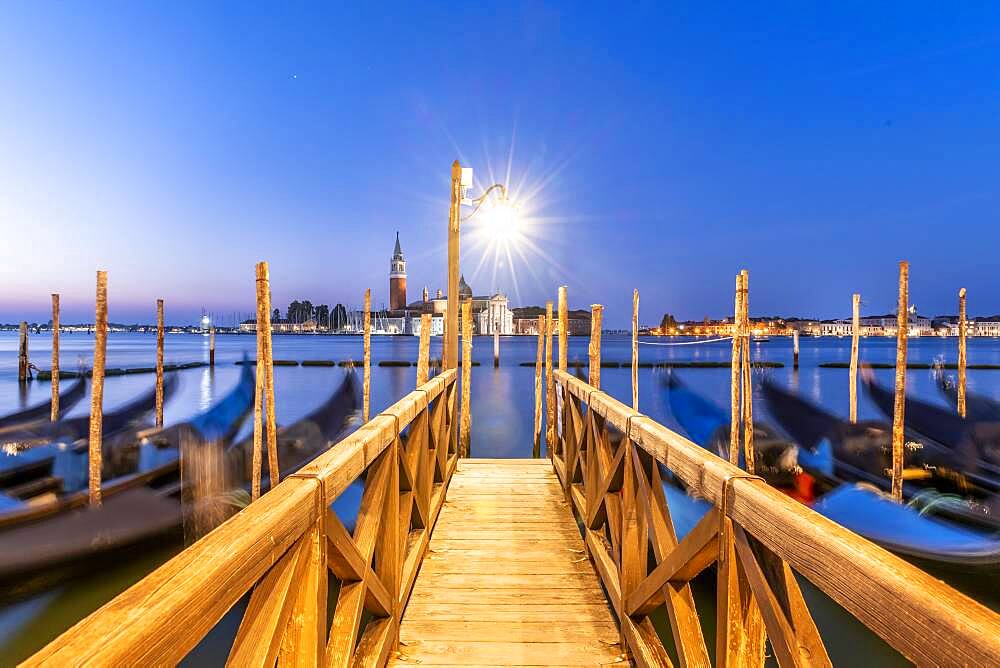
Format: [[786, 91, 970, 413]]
[[493, 328, 500, 368], [417, 313, 431, 386], [850, 293, 861, 423], [155, 299, 165, 428], [544, 300, 554, 454], [891, 261, 909, 501], [558, 286, 568, 372], [50, 294, 60, 421], [631, 289, 639, 411], [533, 315, 544, 457], [588, 304, 603, 389], [446, 160, 461, 370], [17, 322, 28, 383], [363, 288, 371, 422], [88, 270, 108, 507], [958, 288, 967, 418], [252, 267, 266, 501], [260, 271, 278, 490], [460, 300, 472, 457], [792, 329, 799, 370], [209, 326, 216, 367], [729, 273, 742, 466], [740, 270, 754, 473]]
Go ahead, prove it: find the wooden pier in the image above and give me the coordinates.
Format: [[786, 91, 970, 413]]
[[26, 363, 1000, 667]]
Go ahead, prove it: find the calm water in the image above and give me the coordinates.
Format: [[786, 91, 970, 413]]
[[1, 331, 998, 664]]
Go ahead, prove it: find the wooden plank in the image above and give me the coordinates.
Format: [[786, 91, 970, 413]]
[[391, 640, 624, 666], [394, 459, 624, 666]]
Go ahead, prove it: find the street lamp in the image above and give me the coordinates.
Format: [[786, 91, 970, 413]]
[[445, 161, 517, 370]]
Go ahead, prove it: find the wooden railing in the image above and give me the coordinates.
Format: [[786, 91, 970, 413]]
[[27, 368, 458, 667], [552, 369, 1000, 667]]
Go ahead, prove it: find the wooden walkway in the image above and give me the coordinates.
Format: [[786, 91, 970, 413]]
[[391, 459, 627, 666]]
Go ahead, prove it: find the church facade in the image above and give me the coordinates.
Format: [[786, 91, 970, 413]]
[[386, 234, 514, 335]]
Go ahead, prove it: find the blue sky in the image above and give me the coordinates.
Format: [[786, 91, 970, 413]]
[[1, 3, 998, 326]]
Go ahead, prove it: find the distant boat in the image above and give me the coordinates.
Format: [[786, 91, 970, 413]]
[[752, 335, 771, 343]]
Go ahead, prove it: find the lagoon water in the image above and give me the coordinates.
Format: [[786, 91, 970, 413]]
[[1, 331, 998, 663]]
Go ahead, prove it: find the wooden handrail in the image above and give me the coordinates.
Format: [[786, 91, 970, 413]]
[[27, 369, 459, 666], [552, 369, 1000, 667]]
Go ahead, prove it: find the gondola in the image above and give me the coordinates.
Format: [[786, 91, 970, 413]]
[[763, 379, 1000, 530], [666, 373, 1000, 569], [863, 372, 1000, 483], [0, 370, 359, 603], [937, 372, 1000, 421], [0, 375, 179, 491], [0, 377, 87, 433]]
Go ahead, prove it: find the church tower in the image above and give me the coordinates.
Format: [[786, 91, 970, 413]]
[[389, 231, 407, 310]]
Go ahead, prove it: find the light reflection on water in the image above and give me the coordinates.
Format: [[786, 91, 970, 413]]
[[1, 332, 999, 662]]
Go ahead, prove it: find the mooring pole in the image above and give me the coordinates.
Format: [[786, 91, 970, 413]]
[[533, 315, 544, 458], [544, 300, 554, 454], [209, 325, 216, 367], [155, 298, 165, 428], [417, 313, 431, 386], [740, 270, 755, 473], [958, 287, 967, 418], [17, 322, 28, 383], [493, 325, 500, 368], [259, 268, 278, 490], [51, 294, 60, 421], [89, 270, 108, 507], [891, 261, 909, 501], [729, 273, 742, 467], [460, 300, 473, 457], [850, 293, 861, 423], [252, 265, 267, 501], [363, 288, 371, 422], [792, 329, 799, 370], [558, 286, 568, 372], [589, 304, 603, 389], [632, 289, 639, 411]]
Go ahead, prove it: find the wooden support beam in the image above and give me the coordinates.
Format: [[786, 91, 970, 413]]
[[534, 315, 544, 458], [729, 272, 742, 467], [252, 265, 266, 501], [558, 285, 568, 372], [589, 304, 603, 389], [850, 293, 860, 423], [155, 298, 165, 427], [958, 287, 967, 418], [417, 313, 431, 386], [632, 289, 639, 411], [363, 288, 371, 422], [545, 300, 555, 454], [88, 270, 108, 507], [740, 270, 754, 473], [891, 261, 909, 501], [446, 160, 461, 371], [460, 300, 472, 457], [17, 321, 28, 383], [50, 294, 59, 421]]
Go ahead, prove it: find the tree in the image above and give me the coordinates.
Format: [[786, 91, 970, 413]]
[[332, 304, 348, 331], [287, 301, 300, 322], [300, 300, 314, 323], [315, 304, 330, 329], [272, 308, 280, 322], [659, 313, 678, 332]]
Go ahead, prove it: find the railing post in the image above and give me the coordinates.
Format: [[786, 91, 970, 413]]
[[891, 261, 909, 501], [958, 287, 967, 418], [89, 270, 108, 507], [589, 304, 603, 389], [50, 294, 60, 421]]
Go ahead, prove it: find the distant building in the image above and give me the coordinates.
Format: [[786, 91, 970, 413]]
[[389, 232, 407, 310], [239, 318, 314, 333]]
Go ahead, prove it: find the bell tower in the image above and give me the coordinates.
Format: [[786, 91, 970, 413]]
[[390, 231, 407, 310]]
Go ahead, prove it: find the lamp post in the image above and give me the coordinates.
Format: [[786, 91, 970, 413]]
[[445, 160, 512, 370]]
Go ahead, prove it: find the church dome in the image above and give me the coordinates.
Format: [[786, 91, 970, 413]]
[[458, 274, 473, 299]]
